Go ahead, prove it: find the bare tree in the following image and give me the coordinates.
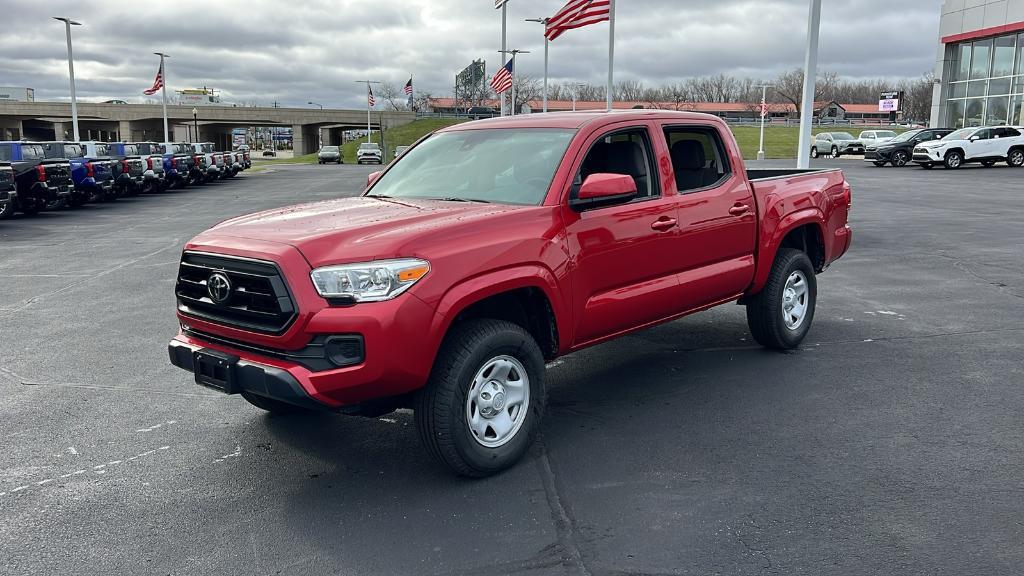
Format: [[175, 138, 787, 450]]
[[512, 75, 542, 112], [615, 80, 646, 101], [775, 68, 841, 116], [378, 82, 410, 111]]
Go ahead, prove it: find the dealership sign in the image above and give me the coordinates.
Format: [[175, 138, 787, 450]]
[[878, 90, 904, 112]]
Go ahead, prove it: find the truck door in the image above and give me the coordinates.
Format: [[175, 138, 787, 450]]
[[660, 123, 757, 311], [560, 123, 686, 346]]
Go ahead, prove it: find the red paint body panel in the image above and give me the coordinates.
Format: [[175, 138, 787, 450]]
[[172, 110, 851, 407], [941, 20, 1024, 44]]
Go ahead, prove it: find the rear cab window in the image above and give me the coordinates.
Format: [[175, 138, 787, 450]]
[[663, 125, 732, 193]]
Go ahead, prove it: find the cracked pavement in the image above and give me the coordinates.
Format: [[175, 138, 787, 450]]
[[0, 159, 1021, 575]]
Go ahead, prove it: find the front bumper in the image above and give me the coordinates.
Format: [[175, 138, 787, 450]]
[[913, 147, 943, 163], [0, 188, 16, 203], [169, 339, 331, 411], [838, 144, 864, 155]]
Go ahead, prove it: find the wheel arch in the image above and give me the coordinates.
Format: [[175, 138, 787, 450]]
[[749, 211, 826, 295]]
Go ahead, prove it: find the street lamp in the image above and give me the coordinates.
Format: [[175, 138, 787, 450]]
[[525, 18, 550, 113], [53, 17, 82, 141], [308, 101, 323, 110], [192, 107, 198, 143], [756, 85, 774, 161]]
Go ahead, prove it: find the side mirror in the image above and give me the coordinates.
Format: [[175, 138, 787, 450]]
[[366, 171, 383, 188], [969, 135, 980, 142], [570, 173, 637, 211]]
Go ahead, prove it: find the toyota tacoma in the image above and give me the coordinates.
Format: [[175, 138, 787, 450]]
[[169, 111, 852, 477]]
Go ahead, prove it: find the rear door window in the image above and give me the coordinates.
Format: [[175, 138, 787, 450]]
[[663, 126, 732, 193], [576, 127, 658, 201]]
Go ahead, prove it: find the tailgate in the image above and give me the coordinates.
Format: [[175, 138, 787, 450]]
[[42, 161, 71, 186]]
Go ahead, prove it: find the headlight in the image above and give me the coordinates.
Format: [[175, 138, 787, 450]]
[[310, 258, 430, 302]]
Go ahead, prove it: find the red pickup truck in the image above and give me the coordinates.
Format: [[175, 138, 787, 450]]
[[169, 110, 852, 476]]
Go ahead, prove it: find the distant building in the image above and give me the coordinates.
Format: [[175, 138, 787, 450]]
[[0, 87, 35, 102], [931, 0, 1024, 127], [425, 98, 892, 122]]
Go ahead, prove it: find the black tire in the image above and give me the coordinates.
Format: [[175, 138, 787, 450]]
[[872, 161, 886, 167], [892, 151, 910, 167], [241, 392, 310, 415], [830, 146, 840, 158], [415, 319, 546, 478], [944, 150, 963, 169], [1006, 148, 1024, 167], [20, 200, 41, 216], [810, 147, 819, 159], [745, 248, 817, 350], [0, 198, 14, 219]]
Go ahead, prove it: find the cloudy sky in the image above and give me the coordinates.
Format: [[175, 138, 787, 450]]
[[1, 0, 943, 108]]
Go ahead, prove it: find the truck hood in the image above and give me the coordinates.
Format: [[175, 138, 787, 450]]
[[199, 196, 538, 267]]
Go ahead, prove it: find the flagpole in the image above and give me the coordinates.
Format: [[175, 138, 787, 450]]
[[355, 80, 381, 144], [606, 0, 615, 112], [155, 52, 169, 142], [511, 53, 516, 116]]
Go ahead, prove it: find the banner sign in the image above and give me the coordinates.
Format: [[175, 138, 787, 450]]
[[878, 90, 904, 112]]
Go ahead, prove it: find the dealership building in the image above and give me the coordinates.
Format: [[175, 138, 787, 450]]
[[932, 0, 1024, 127]]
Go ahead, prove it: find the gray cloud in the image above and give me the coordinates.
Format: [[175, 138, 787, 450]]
[[0, 0, 942, 107]]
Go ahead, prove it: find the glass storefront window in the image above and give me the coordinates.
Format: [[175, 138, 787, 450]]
[[949, 99, 967, 128], [986, 96, 1009, 124], [989, 77, 1012, 96], [993, 35, 1016, 77], [1011, 95, 1024, 125], [968, 80, 988, 98], [1015, 76, 1024, 94], [1017, 34, 1024, 76], [966, 99, 985, 126], [971, 39, 992, 79], [952, 43, 972, 81], [949, 82, 968, 99]]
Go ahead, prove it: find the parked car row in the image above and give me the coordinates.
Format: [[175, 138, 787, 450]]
[[0, 141, 251, 219], [811, 126, 1024, 170], [810, 130, 897, 159]]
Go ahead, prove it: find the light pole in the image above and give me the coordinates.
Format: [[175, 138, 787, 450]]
[[497, 0, 511, 116], [796, 0, 822, 169], [756, 85, 774, 161], [192, 107, 198, 142], [53, 17, 82, 141], [498, 49, 529, 115], [308, 101, 323, 109], [525, 18, 550, 112]]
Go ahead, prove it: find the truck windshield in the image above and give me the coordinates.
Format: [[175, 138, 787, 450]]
[[63, 144, 85, 158], [123, 144, 139, 155], [95, 144, 110, 156], [367, 128, 576, 206], [201, 144, 214, 153]]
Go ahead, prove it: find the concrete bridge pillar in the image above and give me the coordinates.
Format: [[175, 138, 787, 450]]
[[118, 120, 133, 143]]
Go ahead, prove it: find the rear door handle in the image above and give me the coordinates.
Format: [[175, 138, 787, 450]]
[[729, 204, 751, 216], [651, 217, 678, 232]]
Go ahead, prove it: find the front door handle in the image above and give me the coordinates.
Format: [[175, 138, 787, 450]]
[[651, 217, 678, 232], [729, 204, 751, 216]]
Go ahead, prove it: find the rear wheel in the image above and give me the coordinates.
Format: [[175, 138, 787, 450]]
[[746, 248, 817, 350], [892, 151, 910, 167], [415, 319, 545, 477], [944, 150, 963, 169], [241, 392, 310, 415], [1007, 148, 1024, 167]]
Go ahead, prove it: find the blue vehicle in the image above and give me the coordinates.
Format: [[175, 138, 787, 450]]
[[40, 142, 114, 207], [0, 162, 14, 217], [159, 142, 198, 189], [94, 142, 146, 197], [0, 141, 72, 218]]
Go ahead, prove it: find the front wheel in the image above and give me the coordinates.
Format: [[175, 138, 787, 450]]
[[415, 319, 545, 477], [830, 146, 840, 159], [746, 248, 817, 350], [944, 150, 963, 169], [810, 147, 819, 159], [892, 151, 910, 167], [1007, 148, 1024, 167]]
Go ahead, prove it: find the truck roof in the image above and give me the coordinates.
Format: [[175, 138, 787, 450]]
[[438, 110, 729, 132]]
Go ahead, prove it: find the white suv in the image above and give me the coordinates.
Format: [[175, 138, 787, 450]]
[[356, 142, 383, 165], [913, 126, 1024, 169]]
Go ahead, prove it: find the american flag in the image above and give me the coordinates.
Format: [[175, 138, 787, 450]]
[[404, 78, 413, 95], [143, 63, 164, 95], [490, 59, 514, 94], [545, 0, 611, 41], [368, 85, 376, 107]]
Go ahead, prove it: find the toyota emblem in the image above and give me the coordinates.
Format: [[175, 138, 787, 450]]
[[207, 272, 232, 304]]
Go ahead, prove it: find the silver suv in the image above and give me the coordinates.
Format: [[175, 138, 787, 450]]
[[356, 142, 383, 165]]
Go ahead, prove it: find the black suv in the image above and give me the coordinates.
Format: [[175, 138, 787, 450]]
[[864, 128, 955, 167]]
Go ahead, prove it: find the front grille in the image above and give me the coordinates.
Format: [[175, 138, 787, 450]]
[[176, 252, 297, 335]]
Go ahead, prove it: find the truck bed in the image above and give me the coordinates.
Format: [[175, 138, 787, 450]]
[[746, 168, 842, 181]]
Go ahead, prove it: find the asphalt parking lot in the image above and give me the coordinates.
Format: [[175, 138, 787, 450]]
[[1, 159, 1022, 575]]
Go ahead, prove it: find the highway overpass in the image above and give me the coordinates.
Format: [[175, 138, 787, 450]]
[[0, 102, 415, 153]]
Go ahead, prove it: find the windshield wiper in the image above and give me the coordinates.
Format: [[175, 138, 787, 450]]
[[433, 197, 490, 204], [365, 194, 392, 199]]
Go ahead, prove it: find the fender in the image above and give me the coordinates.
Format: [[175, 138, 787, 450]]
[[424, 264, 571, 357], [749, 208, 826, 294]]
